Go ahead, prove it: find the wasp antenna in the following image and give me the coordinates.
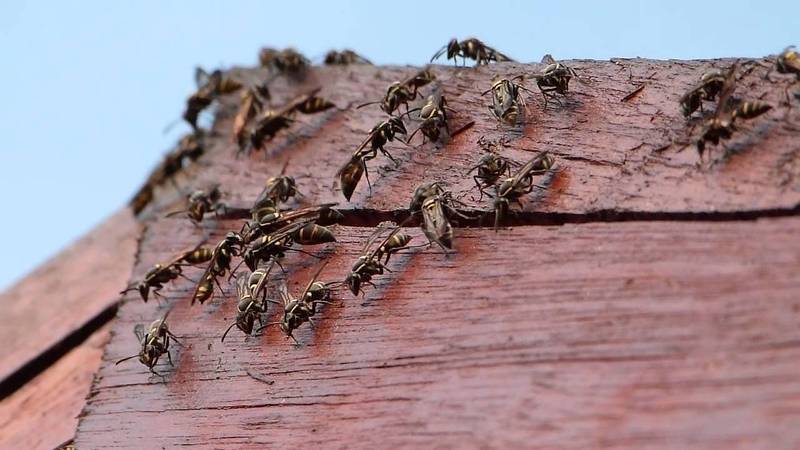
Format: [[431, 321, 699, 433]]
[[256, 321, 281, 333], [165, 210, 187, 218], [115, 354, 139, 365], [356, 101, 380, 109], [399, 107, 421, 118], [430, 45, 448, 63], [220, 322, 238, 342], [162, 117, 183, 135], [406, 128, 421, 144]]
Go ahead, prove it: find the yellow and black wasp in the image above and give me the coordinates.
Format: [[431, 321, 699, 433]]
[[431, 38, 514, 66], [336, 117, 408, 201], [409, 182, 470, 250], [130, 131, 206, 215], [482, 76, 532, 125], [250, 87, 336, 151], [695, 62, 772, 158], [529, 55, 584, 107], [251, 162, 299, 212], [263, 262, 334, 344], [233, 82, 272, 152], [679, 68, 727, 118], [244, 203, 343, 244], [407, 95, 452, 144], [242, 220, 335, 272], [115, 311, 180, 376], [775, 46, 800, 79], [358, 68, 436, 115], [166, 185, 224, 224], [344, 221, 412, 296], [120, 244, 213, 302], [324, 49, 372, 65], [467, 137, 517, 200], [221, 262, 275, 341], [192, 232, 245, 305], [492, 151, 555, 229], [183, 68, 242, 130]]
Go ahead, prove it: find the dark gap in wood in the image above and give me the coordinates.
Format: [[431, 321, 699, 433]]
[[221, 202, 800, 228], [0, 303, 119, 401]]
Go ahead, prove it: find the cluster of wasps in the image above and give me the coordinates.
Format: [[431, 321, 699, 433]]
[[678, 59, 784, 158], [119, 40, 792, 376]]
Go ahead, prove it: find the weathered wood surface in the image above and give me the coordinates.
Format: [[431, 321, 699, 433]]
[[136, 58, 800, 225], [0, 324, 110, 450], [1, 58, 796, 449], [76, 217, 800, 449], [0, 209, 140, 389]]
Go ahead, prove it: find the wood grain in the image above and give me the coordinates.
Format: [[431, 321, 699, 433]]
[[135, 58, 800, 226], [2, 57, 795, 449], [76, 217, 800, 449], [0, 324, 111, 450], [0, 209, 140, 387]]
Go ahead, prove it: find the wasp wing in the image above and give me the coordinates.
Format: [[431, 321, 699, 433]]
[[507, 152, 551, 193], [421, 197, 453, 250], [714, 62, 739, 120], [133, 324, 146, 343], [299, 261, 329, 304]]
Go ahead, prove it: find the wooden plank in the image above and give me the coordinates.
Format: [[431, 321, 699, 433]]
[[0, 324, 111, 450], [137, 58, 800, 226], [75, 217, 800, 449], [0, 209, 141, 388]]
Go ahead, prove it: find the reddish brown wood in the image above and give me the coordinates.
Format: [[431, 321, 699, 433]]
[[76, 217, 800, 449], [0, 324, 110, 450], [0, 209, 140, 385], [136, 58, 800, 224], [2, 58, 795, 449]]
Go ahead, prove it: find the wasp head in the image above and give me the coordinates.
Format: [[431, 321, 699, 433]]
[[345, 272, 361, 296]]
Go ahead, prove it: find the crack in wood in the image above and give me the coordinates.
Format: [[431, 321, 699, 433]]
[[220, 202, 800, 228]]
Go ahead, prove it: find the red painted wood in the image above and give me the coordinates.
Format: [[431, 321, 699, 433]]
[[76, 218, 800, 449], [3, 56, 796, 449], [0, 209, 140, 384]]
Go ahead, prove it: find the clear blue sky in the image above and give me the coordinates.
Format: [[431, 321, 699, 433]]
[[0, 1, 794, 290]]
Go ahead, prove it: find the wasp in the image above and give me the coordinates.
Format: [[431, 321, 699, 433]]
[[679, 69, 727, 118], [115, 312, 180, 376], [530, 55, 584, 107], [130, 132, 205, 215], [233, 83, 272, 151], [245, 203, 343, 243], [183, 68, 242, 130], [221, 262, 275, 341], [324, 49, 372, 65], [258, 47, 279, 68], [336, 117, 408, 201], [407, 95, 452, 143], [272, 48, 310, 76], [431, 38, 514, 66], [358, 68, 436, 115], [192, 232, 245, 304], [166, 185, 224, 223], [250, 88, 336, 151], [469, 153, 514, 200], [695, 63, 772, 158], [263, 262, 334, 343], [252, 165, 299, 211], [776, 46, 800, 79], [493, 152, 555, 229], [242, 220, 335, 272], [120, 244, 213, 302], [409, 182, 468, 250], [344, 221, 412, 296], [482, 76, 531, 125]]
